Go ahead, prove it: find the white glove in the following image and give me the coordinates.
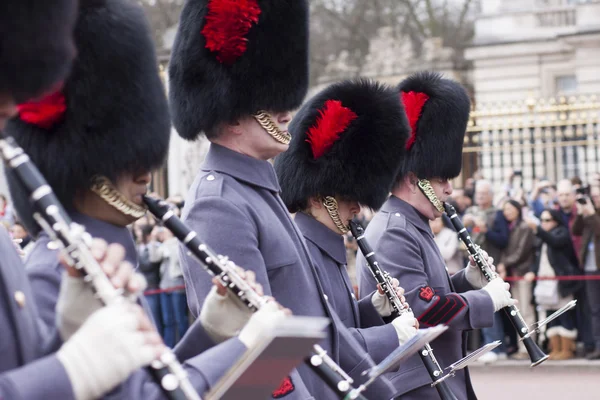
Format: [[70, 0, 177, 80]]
[[57, 303, 160, 400], [200, 285, 253, 343], [482, 278, 516, 312], [391, 311, 418, 345], [465, 248, 496, 289], [56, 274, 104, 341], [371, 279, 405, 317], [238, 301, 288, 349]]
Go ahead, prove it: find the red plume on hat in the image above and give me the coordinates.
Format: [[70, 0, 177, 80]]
[[306, 100, 358, 159], [17, 90, 67, 130], [401, 91, 429, 150], [201, 0, 261, 65]]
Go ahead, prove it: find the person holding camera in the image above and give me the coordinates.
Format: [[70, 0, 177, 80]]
[[572, 185, 600, 360]]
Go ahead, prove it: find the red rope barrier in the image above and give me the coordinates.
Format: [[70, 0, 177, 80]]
[[144, 285, 186, 296]]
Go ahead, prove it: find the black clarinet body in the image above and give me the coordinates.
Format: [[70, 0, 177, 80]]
[[0, 135, 199, 400], [443, 203, 548, 367], [349, 221, 458, 400], [143, 195, 367, 400]]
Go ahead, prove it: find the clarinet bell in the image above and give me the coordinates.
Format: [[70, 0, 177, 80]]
[[521, 336, 549, 367]]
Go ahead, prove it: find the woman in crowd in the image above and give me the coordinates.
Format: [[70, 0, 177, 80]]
[[498, 199, 535, 359], [526, 209, 583, 360]]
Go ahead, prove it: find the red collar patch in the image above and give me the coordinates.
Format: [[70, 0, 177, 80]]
[[419, 286, 435, 302], [272, 375, 295, 398]]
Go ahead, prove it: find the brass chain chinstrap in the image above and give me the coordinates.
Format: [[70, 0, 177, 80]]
[[90, 175, 147, 219], [253, 111, 291, 145], [322, 196, 350, 234], [417, 179, 445, 213]]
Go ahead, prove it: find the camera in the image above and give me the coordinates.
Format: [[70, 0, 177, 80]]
[[576, 184, 591, 204]]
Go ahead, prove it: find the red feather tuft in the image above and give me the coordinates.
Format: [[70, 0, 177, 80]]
[[17, 90, 66, 129], [201, 0, 261, 65], [401, 91, 429, 150], [306, 100, 358, 159], [272, 376, 295, 398]]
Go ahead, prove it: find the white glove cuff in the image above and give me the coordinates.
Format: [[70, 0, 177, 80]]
[[56, 273, 104, 341]]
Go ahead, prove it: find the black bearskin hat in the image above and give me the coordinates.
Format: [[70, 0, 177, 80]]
[[5, 0, 170, 234], [0, 0, 78, 103], [396, 71, 470, 180], [168, 0, 309, 140], [275, 79, 410, 213]]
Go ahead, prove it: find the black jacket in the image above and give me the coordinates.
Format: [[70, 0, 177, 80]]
[[532, 225, 583, 297]]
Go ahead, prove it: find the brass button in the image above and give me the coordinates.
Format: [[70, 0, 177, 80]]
[[14, 291, 26, 308]]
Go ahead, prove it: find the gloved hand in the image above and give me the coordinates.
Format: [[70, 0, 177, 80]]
[[465, 248, 496, 289], [238, 301, 290, 349], [57, 303, 163, 400], [371, 278, 405, 317], [56, 239, 147, 341], [482, 277, 516, 312], [200, 270, 264, 343], [391, 311, 419, 345]]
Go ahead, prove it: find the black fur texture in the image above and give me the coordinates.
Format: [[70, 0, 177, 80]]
[[168, 0, 309, 140], [275, 78, 410, 213], [0, 0, 78, 102], [5, 0, 170, 233], [396, 71, 470, 181]]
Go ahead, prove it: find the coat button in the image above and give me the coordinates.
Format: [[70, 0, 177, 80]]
[[14, 291, 26, 308], [206, 175, 215, 181], [395, 213, 401, 217], [351, 293, 356, 299], [324, 294, 329, 301], [47, 241, 60, 250]]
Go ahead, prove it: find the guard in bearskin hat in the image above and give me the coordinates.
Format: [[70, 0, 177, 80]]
[[356, 71, 514, 399], [3, 1, 278, 398], [274, 78, 420, 386], [170, 1, 394, 398], [0, 1, 165, 398]]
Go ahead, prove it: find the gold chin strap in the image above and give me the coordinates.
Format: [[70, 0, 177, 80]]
[[417, 179, 445, 213], [322, 196, 350, 234], [90, 175, 147, 219], [254, 111, 291, 145]]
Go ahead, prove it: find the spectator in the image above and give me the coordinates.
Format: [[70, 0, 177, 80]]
[[149, 226, 189, 348], [498, 199, 535, 359], [430, 217, 463, 275], [137, 224, 162, 334], [555, 179, 582, 259], [464, 180, 510, 362], [0, 194, 14, 225], [529, 179, 556, 218], [525, 209, 582, 360], [572, 186, 600, 360], [451, 188, 472, 216], [9, 221, 34, 258]]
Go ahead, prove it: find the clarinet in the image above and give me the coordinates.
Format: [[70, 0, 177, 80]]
[[443, 203, 549, 367], [0, 135, 201, 400], [143, 195, 367, 400], [349, 221, 458, 400]]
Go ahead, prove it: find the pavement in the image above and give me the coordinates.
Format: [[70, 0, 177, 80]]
[[469, 359, 600, 399]]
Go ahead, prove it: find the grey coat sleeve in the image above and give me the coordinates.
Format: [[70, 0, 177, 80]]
[[181, 195, 271, 318], [375, 227, 494, 331], [0, 355, 75, 400], [111, 337, 247, 399]]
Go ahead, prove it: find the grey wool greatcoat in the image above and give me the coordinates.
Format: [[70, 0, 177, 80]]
[[0, 225, 76, 399], [295, 212, 401, 365], [180, 143, 395, 400], [23, 211, 245, 399], [357, 196, 495, 400]]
